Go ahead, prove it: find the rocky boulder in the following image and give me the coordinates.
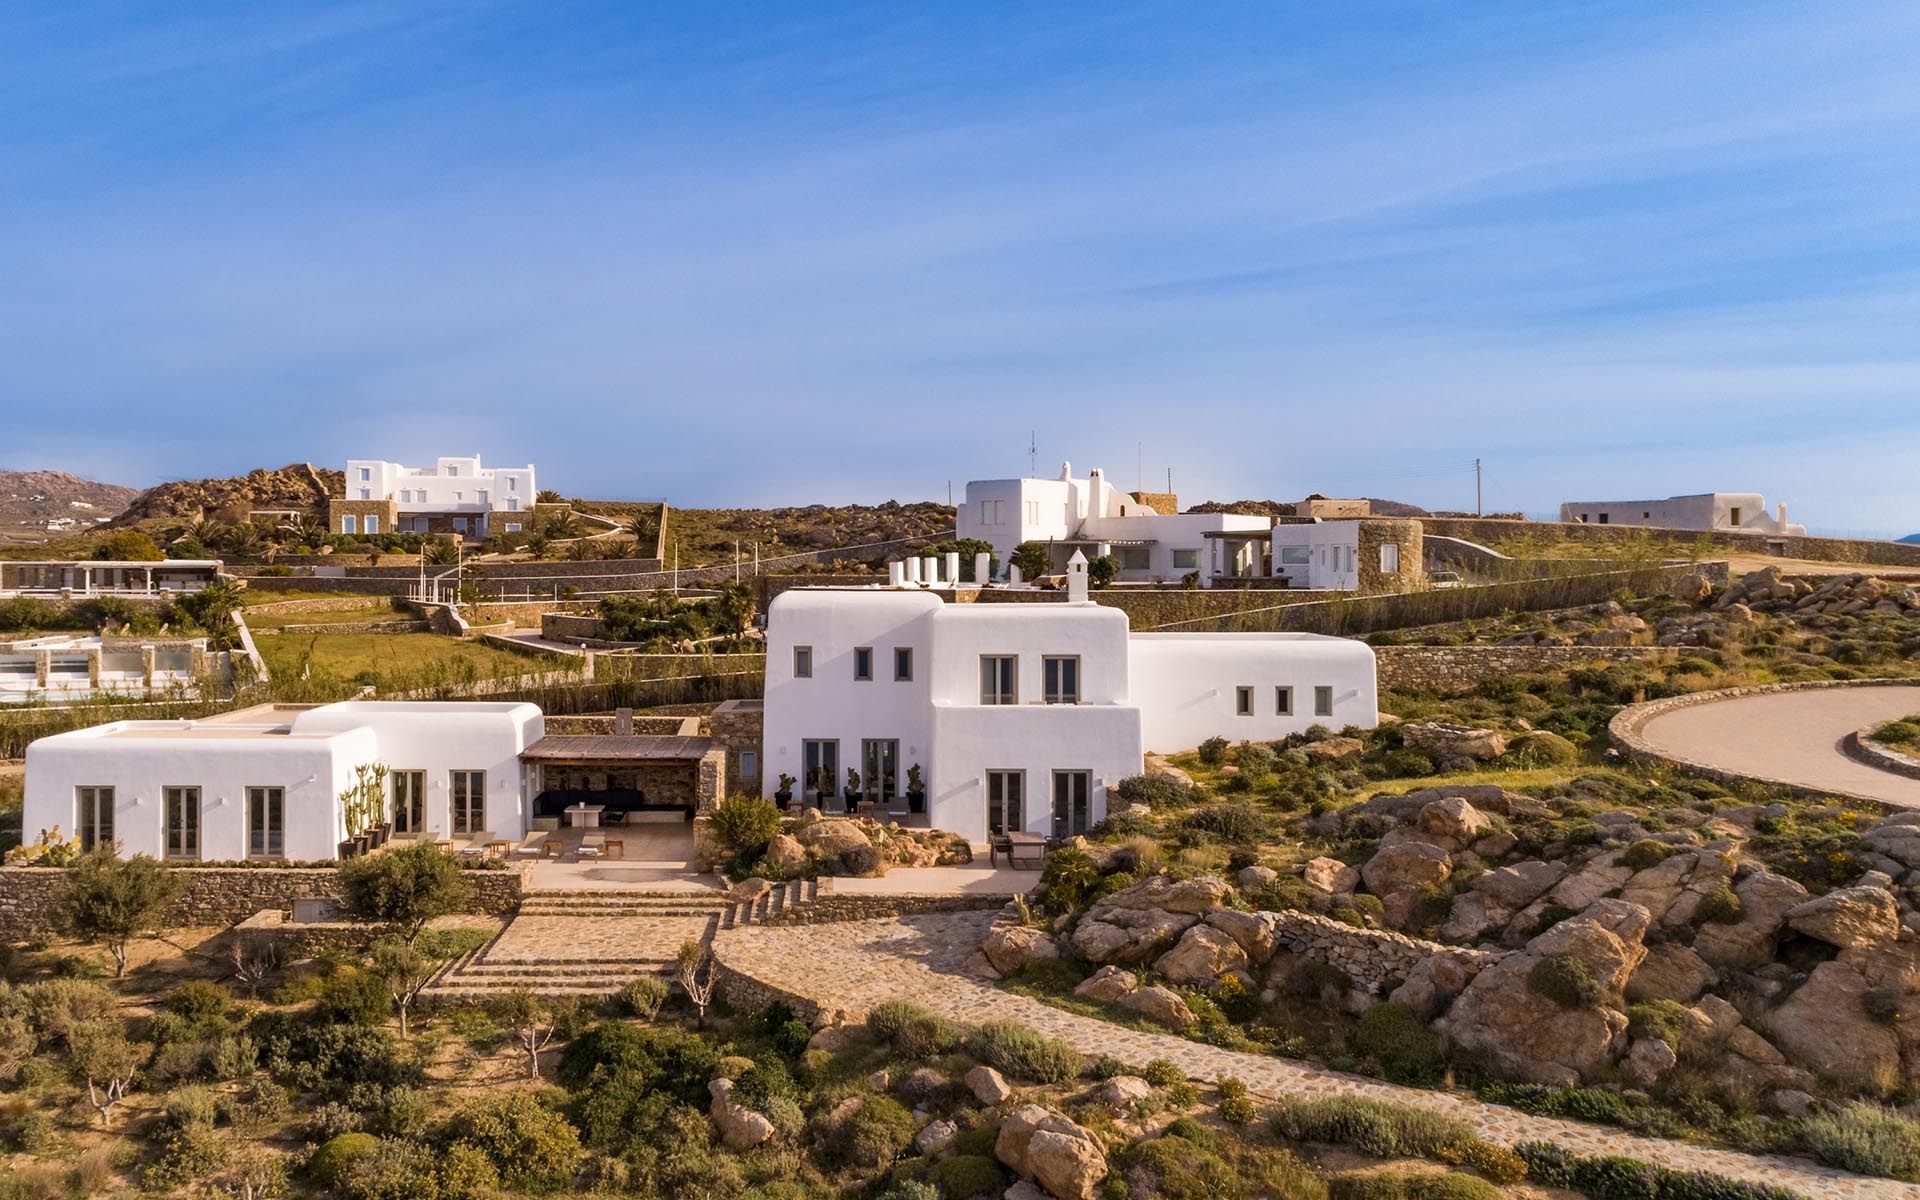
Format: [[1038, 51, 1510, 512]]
[[1785, 886, 1900, 950], [1204, 909, 1279, 964], [1400, 721, 1508, 768], [1625, 943, 1717, 1003], [1388, 955, 1475, 1020], [1415, 796, 1494, 849], [1300, 856, 1360, 899], [982, 924, 1062, 975], [1073, 965, 1138, 1003], [1094, 874, 1234, 915], [1071, 907, 1199, 965], [1154, 923, 1251, 987], [996, 1104, 1109, 1200], [708, 1078, 776, 1149], [796, 818, 872, 858], [1768, 961, 1902, 1084], [966, 1065, 1014, 1106], [1361, 841, 1452, 896], [763, 833, 808, 873], [1693, 870, 1808, 971], [1119, 986, 1194, 1028]]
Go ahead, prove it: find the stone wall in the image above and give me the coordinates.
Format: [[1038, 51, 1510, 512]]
[[756, 891, 1011, 926], [1420, 517, 1920, 571], [707, 699, 764, 796], [277, 619, 431, 634], [1268, 909, 1501, 995], [1356, 519, 1427, 592], [542, 613, 604, 641], [1843, 729, 1920, 783], [241, 596, 400, 615], [542, 714, 693, 735], [0, 863, 524, 935], [1376, 644, 1674, 693]]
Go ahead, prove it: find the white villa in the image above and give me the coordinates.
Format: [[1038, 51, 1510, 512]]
[[1558, 493, 1805, 537], [329, 455, 539, 541], [760, 557, 1378, 843], [0, 559, 224, 599], [24, 701, 545, 860], [1, 633, 211, 706], [957, 461, 1270, 586]]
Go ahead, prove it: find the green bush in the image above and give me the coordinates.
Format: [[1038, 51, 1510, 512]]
[[309, 1132, 381, 1190], [966, 1020, 1083, 1084], [1872, 719, 1920, 746], [1142, 1058, 1185, 1087], [867, 999, 965, 1059], [1515, 1140, 1804, 1200], [1800, 1103, 1920, 1181], [443, 1093, 581, 1190], [707, 795, 784, 855], [1034, 847, 1102, 913], [1527, 954, 1600, 1009], [731, 1060, 800, 1115], [554, 1022, 719, 1105], [926, 1153, 1008, 1198], [1624, 999, 1691, 1045], [1198, 737, 1230, 765], [1215, 1075, 1257, 1125], [1620, 839, 1674, 870], [843, 1095, 916, 1167], [616, 975, 667, 1019], [1329, 1171, 1503, 1200], [1351, 1001, 1447, 1086], [1269, 1096, 1480, 1161], [1182, 803, 1273, 845], [1696, 884, 1743, 924], [1507, 730, 1578, 767], [1115, 774, 1197, 809], [319, 967, 395, 1026], [164, 980, 231, 1028]]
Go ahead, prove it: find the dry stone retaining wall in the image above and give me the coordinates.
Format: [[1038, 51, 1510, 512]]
[[1843, 729, 1920, 783], [1268, 909, 1502, 993], [1376, 644, 1673, 692], [0, 864, 524, 934], [757, 891, 1012, 926]]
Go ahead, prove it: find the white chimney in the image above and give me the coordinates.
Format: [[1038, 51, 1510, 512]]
[[1777, 502, 1787, 530], [973, 551, 991, 584], [922, 555, 939, 585], [1066, 549, 1090, 604], [905, 557, 922, 584], [1059, 460, 1072, 481], [888, 561, 905, 587], [943, 551, 960, 586], [1008, 564, 1023, 586]]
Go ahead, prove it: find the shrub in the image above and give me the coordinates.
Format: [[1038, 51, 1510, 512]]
[[966, 1020, 1083, 1084], [617, 976, 667, 1020], [1620, 839, 1674, 870], [707, 795, 784, 855], [926, 1153, 1008, 1198], [868, 999, 965, 1059], [1800, 1103, 1920, 1181], [1142, 1058, 1185, 1087], [1352, 1001, 1447, 1086], [1516, 1140, 1805, 1200], [164, 980, 231, 1028], [880, 1183, 942, 1200], [443, 1093, 582, 1190], [1863, 984, 1905, 1025], [731, 1060, 800, 1114], [1507, 730, 1579, 767], [320, 967, 395, 1026], [1872, 719, 1920, 746], [1697, 884, 1743, 924], [1181, 803, 1273, 845], [143, 1122, 228, 1190], [1230, 741, 1278, 776], [1198, 737, 1230, 765], [1527, 955, 1600, 1009], [1034, 847, 1101, 913], [1215, 1075, 1257, 1125], [1625, 999, 1691, 1045], [1329, 1172, 1504, 1200], [1115, 774, 1197, 809], [310, 1132, 381, 1190], [843, 1095, 916, 1167], [554, 1022, 719, 1105], [1269, 1096, 1480, 1161]]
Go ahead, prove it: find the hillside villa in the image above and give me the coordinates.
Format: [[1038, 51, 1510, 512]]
[[328, 454, 538, 542], [1558, 492, 1806, 536]]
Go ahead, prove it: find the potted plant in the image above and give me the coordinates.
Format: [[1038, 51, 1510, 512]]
[[774, 773, 796, 805], [811, 767, 834, 809], [843, 768, 863, 810], [905, 764, 926, 815]]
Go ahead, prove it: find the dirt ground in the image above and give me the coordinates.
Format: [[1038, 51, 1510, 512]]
[[1724, 552, 1920, 579]]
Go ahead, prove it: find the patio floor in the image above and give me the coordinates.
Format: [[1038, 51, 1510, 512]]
[[519, 819, 723, 891]]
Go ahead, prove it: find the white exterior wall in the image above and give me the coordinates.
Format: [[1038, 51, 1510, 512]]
[[1080, 512, 1267, 582], [1128, 633, 1378, 752], [345, 456, 536, 514], [761, 589, 1380, 843], [1268, 522, 1362, 590], [22, 701, 543, 861], [1558, 493, 1805, 536]]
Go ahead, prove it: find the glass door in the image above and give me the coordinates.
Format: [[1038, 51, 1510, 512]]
[[391, 770, 426, 834], [802, 739, 839, 809], [987, 770, 1023, 836], [1052, 770, 1091, 839], [862, 739, 899, 806]]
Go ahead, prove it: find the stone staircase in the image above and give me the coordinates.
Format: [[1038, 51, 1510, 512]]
[[421, 879, 822, 1001]]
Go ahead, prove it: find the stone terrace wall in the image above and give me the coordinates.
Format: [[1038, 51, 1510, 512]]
[[1375, 644, 1674, 692], [758, 891, 1012, 926], [1844, 729, 1920, 783], [0, 864, 524, 935], [1269, 909, 1502, 994], [241, 596, 399, 616], [1421, 517, 1920, 571]]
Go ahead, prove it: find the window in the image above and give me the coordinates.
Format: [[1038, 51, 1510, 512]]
[[360, 467, 371, 481], [358, 488, 371, 500], [76, 786, 113, 851], [164, 786, 199, 860], [365, 516, 379, 535], [802, 740, 838, 805], [453, 491, 464, 501], [506, 497, 519, 512], [1052, 771, 1091, 838], [1025, 499, 1040, 525], [1119, 546, 1149, 571], [247, 787, 284, 859], [1314, 686, 1334, 717], [1730, 506, 1742, 526], [793, 646, 813, 678], [1598, 513, 1609, 524], [1279, 546, 1310, 565], [391, 770, 426, 834], [1043, 655, 1080, 704], [1236, 686, 1254, 716], [1642, 511, 1650, 521], [1379, 543, 1399, 573], [341, 516, 357, 534], [854, 647, 873, 681], [445, 466, 456, 476], [987, 770, 1024, 836], [894, 647, 913, 681], [862, 739, 899, 802], [978, 500, 994, 525], [508, 477, 518, 492], [504, 523, 521, 534], [1171, 548, 1199, 570], [1275, 686, 1294, 715], [738, 751, 757, 779], [980, 655, 1017, 705], [451, 770, 485, 835]]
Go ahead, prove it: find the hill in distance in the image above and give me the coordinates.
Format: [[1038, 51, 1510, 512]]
[[0, 470, 138, 544], [110, 464, 342, 527], [1899, 533, 1920, 545]]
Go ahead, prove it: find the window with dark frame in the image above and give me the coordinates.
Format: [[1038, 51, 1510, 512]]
[[164, 786, 199, 860], [76, 785, 113, 852], [854, 647, 873, 681], [1236, 686, 1254, 715], [894, 647, 913, 681], [794, 645, 812, 678], [980, 655, 1017, 705], [1042, 655, 1079, 704], [1275, 686, 1293, 716], [247, 787, 284, 859], [1314, 685, 1334, 716], [451, 770, 486, 835]]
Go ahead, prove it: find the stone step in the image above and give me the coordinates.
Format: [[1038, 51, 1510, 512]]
[[460, 961, 674, 976]]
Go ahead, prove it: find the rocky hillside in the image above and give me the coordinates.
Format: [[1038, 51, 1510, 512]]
[[0, 470, 138, 542], [111, 463, 341, 526], [655, 500, 958, 567], [1190, 497, 1429, 518]]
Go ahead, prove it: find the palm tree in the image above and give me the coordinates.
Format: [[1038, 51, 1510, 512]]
[[524, 533, 551, 561], [541, 511, 580, 540], [282, 514, 327, 547], [422, 537, 459, 566], [183, 517, 226, 546], [624, 513, 657, 545], [535, 489, 563, 505], [222, 522, 265, 557]]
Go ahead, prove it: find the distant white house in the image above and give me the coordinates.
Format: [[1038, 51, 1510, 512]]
[[23, 701, 544, 861], [1558, 493, 1805, 537], [956, 461, 1269, 586], [1, 633, 210, 705], [329, 455, 539, 541], [760, 557, 1378, 843]]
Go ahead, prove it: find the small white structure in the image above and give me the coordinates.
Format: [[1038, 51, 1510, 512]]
[[957, 461, 1269, 586], [1, 634, 209, 705], [0, 560, 223, 598], [1558, 493, 1804, 537], [760, 581, 1377, 843], [22, 701, 542, 860], [333, 455, 538, 540]]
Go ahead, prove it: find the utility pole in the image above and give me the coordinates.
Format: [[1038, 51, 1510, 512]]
[[1029, 430, 1037, 478], [734, 540, 740, 583], [1137, 441, 1143, 493], [1475, 458, 1483, 517]]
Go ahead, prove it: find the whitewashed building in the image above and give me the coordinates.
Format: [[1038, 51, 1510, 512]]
[[22, 701, 543, 860], [329, 455, 538, 541], [0, 559, 224, 598], [957, 461, 1270, 586], [1, 634, 210, 705], [1558, 493, 1805, 537], [760, 558, 1378, 843]]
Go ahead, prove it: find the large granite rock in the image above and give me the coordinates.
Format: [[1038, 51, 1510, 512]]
[[1693, 870, 1808, 971], [764, 833, 808, 873], [1204, 909, 1279, 964], [1473, 860, 1567, 910], [1095, 875, 1234, 915], [796, 819, 872, 857], [1768, 961, 1902, 1084], [1300, 856, 1360, 899], [1361, 841, 1452, 896], [1119, 986, 1194, 1028], [1785, 886, 1900, 949], [708, 1078, 776, 1149], [1400, 722, 1509, 765], [1388, 955, 1475, 1020], [1071, 908, 1198, 965], [982, 924, 1062, 975], [1625, 943, 1717, 1003], [966, 1065, 1014, 1106], [1155, 923, 1251, 987], [996, 1104, 1109, 1200], [1073, 965, 1137, 1003], [1416, 796, 1494, 848]]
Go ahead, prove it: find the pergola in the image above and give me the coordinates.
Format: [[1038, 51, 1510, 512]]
[[518, 733, 725, 821]]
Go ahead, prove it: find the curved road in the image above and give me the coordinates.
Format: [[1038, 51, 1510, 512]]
[[1635, 685, 1920, 808]]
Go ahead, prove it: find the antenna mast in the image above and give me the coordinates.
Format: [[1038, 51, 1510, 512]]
[[1028, 431, 1037, 478]]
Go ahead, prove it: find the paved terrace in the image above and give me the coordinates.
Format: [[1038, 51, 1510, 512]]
[[711, 911, 1919, 1200]]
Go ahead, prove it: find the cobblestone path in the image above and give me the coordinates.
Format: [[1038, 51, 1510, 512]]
[[711, 911, 1920, 1199]]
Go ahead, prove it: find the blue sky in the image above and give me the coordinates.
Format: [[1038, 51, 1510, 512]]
[[2, 3, 1918, 535]]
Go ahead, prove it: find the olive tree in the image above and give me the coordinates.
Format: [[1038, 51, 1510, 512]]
[[337, 841, 470, 946], [63, 847, 185, 977]]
